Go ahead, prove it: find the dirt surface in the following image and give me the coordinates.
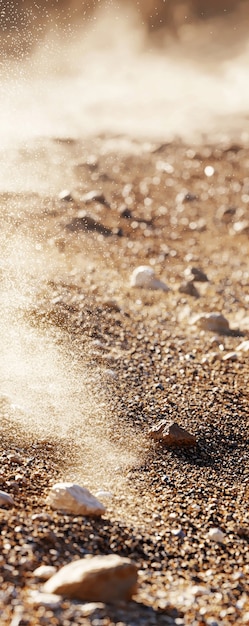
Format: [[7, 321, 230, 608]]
[[0, 134, 249, 625]]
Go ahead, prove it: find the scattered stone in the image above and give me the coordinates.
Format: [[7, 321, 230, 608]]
[[58, 189, 74, 202], [44, 555, 138, 602], [232, 220, 249, 234], [65, 211, 112, 236], [149, 421, 196, 448], [31, 513, 53, 522], [236, 340, 249, 352], [207, 528, 225, 543], [81, 190, 109, 207], [191, 267, 209, 282], [130, 266, 170, 291], [95, 490, 113, 500], [179, 281, 200, 298], [102, 299, 121, 312], [0, 490, 15, 508], [183, 192, 198, 203], [222, 351, 238, 362], [45, 483, 106, 517], [197, 313, 230, 334], [77, 602, 106, 617], [27, 591, 62, 609], [216, 206, 236, 223], [33, 565, 57, 580], [119, 206, 133, 219]]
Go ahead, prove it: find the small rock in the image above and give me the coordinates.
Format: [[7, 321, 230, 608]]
[[130, 266, 170, 291], [78, 602, 106, 617], [119, 206, 133, 219], [222, 351, 238, 362], [95, 490, 113, 500], [197, 313, 230, 334], [31, 513, 53, 522], [236, 340, 249, 352], [207, 528, 225, 543], [58, 189, 74, 202], [45, 483, 105, 516], [44, 554, 138, 602], [183, 192, 198, 203], [102, 299, 121, 312], [66, 211, 112, 236], [0, 490, 15, 508], [179, 281, 200, 298], [149, 421, 196, 448], [233, 220, 249, 234], [27, 591, 62, 609], [33, 565, 57, 580], [191, 267, 209, 282], [81, 190, 109, 207]]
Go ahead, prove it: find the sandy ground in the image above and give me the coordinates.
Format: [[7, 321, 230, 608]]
[[0, 131, 249, 625]]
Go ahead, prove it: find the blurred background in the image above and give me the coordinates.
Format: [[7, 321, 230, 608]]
[[1, 0, 249, 145]]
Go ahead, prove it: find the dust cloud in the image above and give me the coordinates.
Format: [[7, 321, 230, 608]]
[[0, 2, 248, 489], [1, 0, 249, 153], [0, 228, 141, 491]]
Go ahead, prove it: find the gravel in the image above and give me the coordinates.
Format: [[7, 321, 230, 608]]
[[0, 136, 249, 625]]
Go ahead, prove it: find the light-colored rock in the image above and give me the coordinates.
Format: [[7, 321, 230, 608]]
[[149, 421, 196, 447], [27, 591, 62, 609], [207, 528, 225, 543], [222, 351, 238, 362], [58, 189, 74, 202], [0, 490, 15, 508], [46, 483, 105, 517], [130, 266, 170, 291], [95, 490, 113, 501], [44, 554, 138, 602], [197, 313, 230, 334], [33, 565, 57, 580], [236, 340, 249, 353], [77, 602, 106, 617]]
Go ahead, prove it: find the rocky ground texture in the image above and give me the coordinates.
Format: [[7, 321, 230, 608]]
[[0, 135, 249, 625]]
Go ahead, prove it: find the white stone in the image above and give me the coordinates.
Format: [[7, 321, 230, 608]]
[[130, 266, 170, 291], [46, 483, 105, 517], [44, 554, 138, 602], [33, 565, 57, 580], [27, 591, 62, 609], [207, 528, 225, 543], [0, 490, 15, 508], [222, 352, 238, 362], [95, 490, 113, 500], [236, 340, 249, 353]]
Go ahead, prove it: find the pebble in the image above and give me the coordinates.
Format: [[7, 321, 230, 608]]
[[81, 190, 109, 206], [190, 267, 209, 282], [222, 351, 238, 362], [45, 483, 106, 516], [44, 554, 138, 602], [66, 211, 112, 236], [0, 490, 15, 508], [33, 565, 57, 580], [27, 591, 62, 609], [130, 266, 170, 291], [77, 602, 106, 617], [58, 189, 74, 202], [236, 340, 249, 352], [197, 313, 230, 334], [149, 421, 196, 447], [179, 281, 200, 298], [95, 490, 113, 500], [207, 528, 225, 543]]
